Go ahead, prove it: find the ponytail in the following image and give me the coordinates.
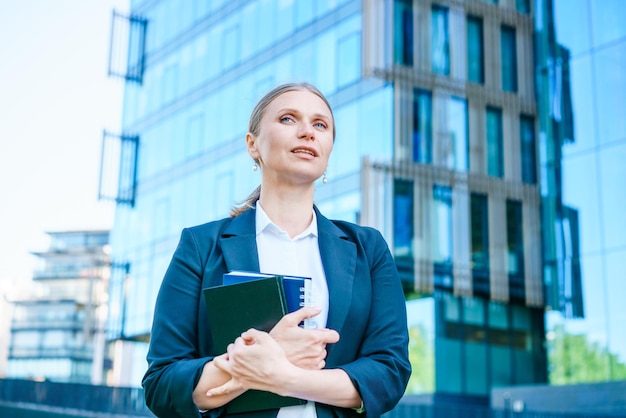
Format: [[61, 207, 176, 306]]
[[230, 185, 261, 217]]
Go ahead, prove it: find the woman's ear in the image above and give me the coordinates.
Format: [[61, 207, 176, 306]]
[[246, 132, 259, 160]]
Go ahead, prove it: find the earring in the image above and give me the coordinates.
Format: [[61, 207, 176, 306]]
[[322, 171, 328, 184], [252, 162, 258, 171]]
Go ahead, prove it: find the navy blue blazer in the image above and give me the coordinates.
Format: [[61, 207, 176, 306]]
[[142, 207, 411, 418]]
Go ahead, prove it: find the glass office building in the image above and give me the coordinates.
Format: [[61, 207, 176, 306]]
[[540, 0, 626, 384], [101, 0, 625, 398]]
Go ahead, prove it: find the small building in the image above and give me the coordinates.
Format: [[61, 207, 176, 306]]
[[6, 230, 112, 384]]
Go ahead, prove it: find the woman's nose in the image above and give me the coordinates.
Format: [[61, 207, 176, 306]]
[[298, 122, 315, 140]]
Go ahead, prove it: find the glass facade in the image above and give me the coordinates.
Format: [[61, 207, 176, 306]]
[[501, 25, 518, 92], [467, 16, 484, 84], [486, 106, 503, 177], [103, 0, 624, 400], [542, 0, 626, 384], [431, 5, 449, 76]]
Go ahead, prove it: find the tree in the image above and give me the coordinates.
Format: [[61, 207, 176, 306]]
[[406, 324, 435, 393], [548, 324, 626, 384]]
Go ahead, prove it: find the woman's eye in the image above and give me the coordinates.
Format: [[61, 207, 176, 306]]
[[280, 116, 295, 123], [314, 122, 327, 129]]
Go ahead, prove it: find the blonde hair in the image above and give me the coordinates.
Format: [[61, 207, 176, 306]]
[[230, 82, 335, 217]]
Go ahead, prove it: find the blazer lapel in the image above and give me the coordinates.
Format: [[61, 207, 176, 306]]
[[315, 208, 356, 343], [219, 207, 358, 340], [219, 208, 260, 273]]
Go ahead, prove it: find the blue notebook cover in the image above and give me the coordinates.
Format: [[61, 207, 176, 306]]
[[223, 271, 312, 315], [203, 274, 306, 413]]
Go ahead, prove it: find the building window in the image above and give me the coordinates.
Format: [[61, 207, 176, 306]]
[[501, 25, 518, 92], [431, 5, 450, 75], [445, 98, 469, 172], [394, 0, 413, 66], [471, 193, 490, 296], [516, 0, 530, 13], [393, 179, 414, 258], [337, 32, 361, 88], [506, 200, 525, 302], [520, 115, 537, 184], [413, 89, 432, 163], [221, 24, 240, 71], [394, 179, 415, 287], [486, 107, 504, 177], [433, 185, 453, 287], [467, 16, 484, 84]]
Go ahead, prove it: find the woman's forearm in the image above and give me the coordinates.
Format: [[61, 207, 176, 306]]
[[274, 367, 362, 409], [192, 359, 246, 410]]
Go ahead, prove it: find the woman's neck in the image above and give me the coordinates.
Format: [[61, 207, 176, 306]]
[[258, 186, 315, 238]]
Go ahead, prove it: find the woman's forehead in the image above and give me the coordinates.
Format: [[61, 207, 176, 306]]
[[267, 90, 332, 116]]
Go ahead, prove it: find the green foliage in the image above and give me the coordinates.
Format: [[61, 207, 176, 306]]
[[406, 324, 435, 393], [548, 324, 626, 384]]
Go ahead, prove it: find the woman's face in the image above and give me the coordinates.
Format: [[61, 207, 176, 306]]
[[247, 89, 334, 187]]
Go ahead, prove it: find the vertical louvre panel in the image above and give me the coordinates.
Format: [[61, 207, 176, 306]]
[[106, 262, 130, 340], [98, 131, 139, 207], [415, 166, 435, 294], [452, 177, 472, 297], [362, 0, 387, 77], [524, 195, 543, 307], [108, 10, 147, 83], [490, 192, 509, 302], [362, 159, 543, 307]]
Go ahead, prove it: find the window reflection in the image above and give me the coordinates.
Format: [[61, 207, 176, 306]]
[[433, 185, 453, 270], [413, 89, 432, 163], [432, 5, 450, 75], [501, 25, 518, 92], [471, 193, 490, 296], [394, 0, 414, 66], [486, 106, 504, 177], [520, 115, 537, 184], [467, 16, 484, 84], [445, 98, 468, 172]]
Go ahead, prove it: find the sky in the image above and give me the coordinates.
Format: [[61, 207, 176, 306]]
[[0, 0, 128, 291]]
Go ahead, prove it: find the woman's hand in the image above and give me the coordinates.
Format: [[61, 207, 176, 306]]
[[210, 329, 294, 395], [270, 307, 339, 369]]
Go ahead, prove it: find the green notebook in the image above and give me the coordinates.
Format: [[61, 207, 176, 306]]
[[203, 276, 306, 413]]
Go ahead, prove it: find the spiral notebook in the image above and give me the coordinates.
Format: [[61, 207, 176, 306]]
[[202, 272, 312, 413]]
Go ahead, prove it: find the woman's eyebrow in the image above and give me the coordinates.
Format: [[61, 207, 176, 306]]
[[276, 107, 330, 120]]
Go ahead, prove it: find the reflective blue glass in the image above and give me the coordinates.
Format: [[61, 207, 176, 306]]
[[446, 98, 468, 171], [394, 0, 414, 66], [520, 115, 537, 184], [467, 16, 484, 84], [394, 180, 414, 257], [486, 106, 503, 177], [562, 152, 602, 254], [598, 143, 626, 249], [337, 32, 360, 87], [590, 0, 626, 47], [413, 89, 432, 163], [594, 43, 626, 146], [431, 5, 450, 75], [471, 193, 489, 296], [501, 25, 518, 92], [432, 185, 453, 266], [606, 250, 626, 369]]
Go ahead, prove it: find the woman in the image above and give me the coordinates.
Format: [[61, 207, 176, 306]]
[[142, 82, 411, 417]]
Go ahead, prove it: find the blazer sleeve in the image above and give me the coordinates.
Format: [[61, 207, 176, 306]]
[[336, 228, 412, 417], [142, 228, 223, 418]]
